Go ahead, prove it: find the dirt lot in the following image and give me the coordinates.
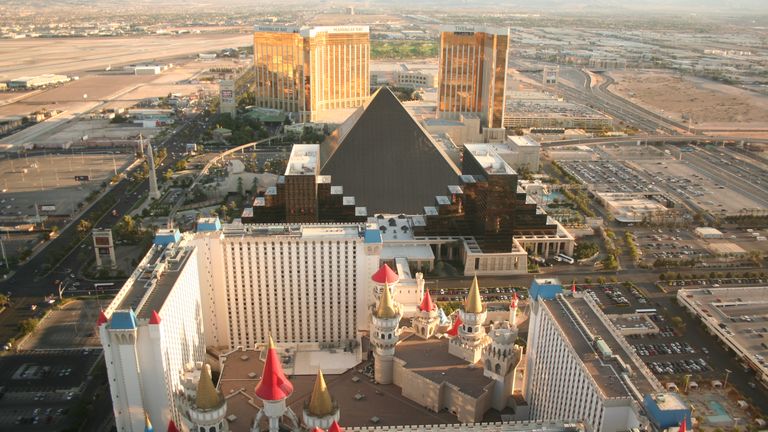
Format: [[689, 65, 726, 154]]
[[608, 70, 768, 130], [0, 152, 134, 216], [0, 33, 252, 81]]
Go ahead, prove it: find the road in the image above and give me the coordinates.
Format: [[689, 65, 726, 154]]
[[0, 111, 209, 347]]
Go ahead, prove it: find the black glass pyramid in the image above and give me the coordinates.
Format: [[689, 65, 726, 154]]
[[320, 87, 461, 214]]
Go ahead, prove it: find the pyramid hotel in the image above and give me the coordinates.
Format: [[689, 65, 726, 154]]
[[94, 24, 698, 432]]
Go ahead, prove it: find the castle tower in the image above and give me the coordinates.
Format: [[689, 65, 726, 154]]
[[302, 369, 340, 429], [482, 321, 521, 410], [185, 364, 228, 432], [370, 282, 402, 384], [99, 309, 148, 432], [253, 336, 299, 432], [145, 137, 160, 200], [412, 288, 439, 339], [371, 263, 399, 302], [509, 290, 519, 326], [448, 276, 490, 363]]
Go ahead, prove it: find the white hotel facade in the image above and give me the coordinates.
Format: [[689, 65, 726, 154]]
[[190, 221, 385, 349], [525, 293, 662, 432], [100, 239, 205, 431]]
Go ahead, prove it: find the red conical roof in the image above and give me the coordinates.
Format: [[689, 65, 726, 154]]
[[446, 316, 462, 336], [149, 310, 161, 325], [167, 420, 180, 432], [97, 310, 108, 326], [510, 290, 518, 308], [419, 289, 436, 312], [571, 281, 577, 293], [679, 418, 687, 432], [371, 263, 399, 284], [255, 336, 294, 401], [328, 420, 344, 432]]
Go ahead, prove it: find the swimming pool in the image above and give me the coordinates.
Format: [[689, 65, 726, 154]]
[[706, 400, 732, 425]]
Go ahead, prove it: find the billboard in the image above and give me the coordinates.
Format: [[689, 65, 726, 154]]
[[40, 204, 56, 212], [74, 175, 90, 181], [219, 80, 236, 115]]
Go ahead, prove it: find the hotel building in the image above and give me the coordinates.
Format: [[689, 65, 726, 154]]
[[99, 232, 205, 431], [253, 25, 370, 122], [525, 293, 664, 432], [437, 25, 509, 129]]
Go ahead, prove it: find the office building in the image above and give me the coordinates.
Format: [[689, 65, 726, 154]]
[[99, 235, 205, 431], [525, 292, 664, 432], [437, 26, 509, 129], [253, 25, 370, 122]]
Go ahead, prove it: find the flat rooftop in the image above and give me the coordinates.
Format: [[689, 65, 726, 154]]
[[218, 222, 371, 240], [112, 243, 194, 320], [394, 334, 494, 398], [544, 295, 660, 399], [286, 144, 319, 176], [678, 286, 768, 376], [465, 144, 516, 176], [218, 347, 461, 430]]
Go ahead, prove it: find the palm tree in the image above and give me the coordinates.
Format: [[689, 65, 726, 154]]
[[0, 293, 10, 308]]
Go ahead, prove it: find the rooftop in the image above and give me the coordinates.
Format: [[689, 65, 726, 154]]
[[543, 294, 661, 400], [678, 286, 768, 375], [286, 144, 319, 176], [218, 347, 461, 429], [394, 334, 494, 398], [218, 222, 371, 241], [464, 144, 516, 176], [108, 242, 195, 320]]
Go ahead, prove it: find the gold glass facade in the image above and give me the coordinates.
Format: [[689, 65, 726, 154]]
[[253, 26, 370, 122], [307, 30, 370, 119], [253, 29, 306, 114], [437, 27, 509, 129]]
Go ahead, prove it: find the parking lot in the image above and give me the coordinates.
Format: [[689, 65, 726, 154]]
[[579, 282, 651, 314], [0, 349, 100, 430], [558, 160, 659, 194], [20, 299, 102, 350]]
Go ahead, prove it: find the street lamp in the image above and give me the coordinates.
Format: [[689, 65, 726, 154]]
[[724, 368, 732, 390]]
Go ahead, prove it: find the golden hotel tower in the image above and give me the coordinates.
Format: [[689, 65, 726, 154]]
[[437, 25, 509, 129], [253, 25, 370, 122]]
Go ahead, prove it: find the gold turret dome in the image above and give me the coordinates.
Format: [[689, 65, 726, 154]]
[[195, 363, 223, 410], [464, 275, 485, 314], [308, 369, 335, 417], [376, 283, 398, 319]]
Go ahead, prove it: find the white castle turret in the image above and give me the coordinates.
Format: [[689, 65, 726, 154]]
[[412, 287, 439, 339], [370, 278, 402, 385], [482, 321, 522, 410], [448, 276, 490, 363], [509, 290, 519, 327]]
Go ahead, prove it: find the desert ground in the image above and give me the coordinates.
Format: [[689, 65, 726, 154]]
[[608, 69, 768, 131], [0, 32, 252, 81]]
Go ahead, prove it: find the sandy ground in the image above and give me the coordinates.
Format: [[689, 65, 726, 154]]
[[0, 33, 252, 80], [0, 152, 133, 216], [608, 70, 768, 130]]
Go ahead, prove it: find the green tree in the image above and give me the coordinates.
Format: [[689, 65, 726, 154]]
[[173, 160, 187, 171], [163, 169, 174, 182], [77, 219, 92, 237], [19, 318, 39, 335], [0, 293, 10, 308]]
